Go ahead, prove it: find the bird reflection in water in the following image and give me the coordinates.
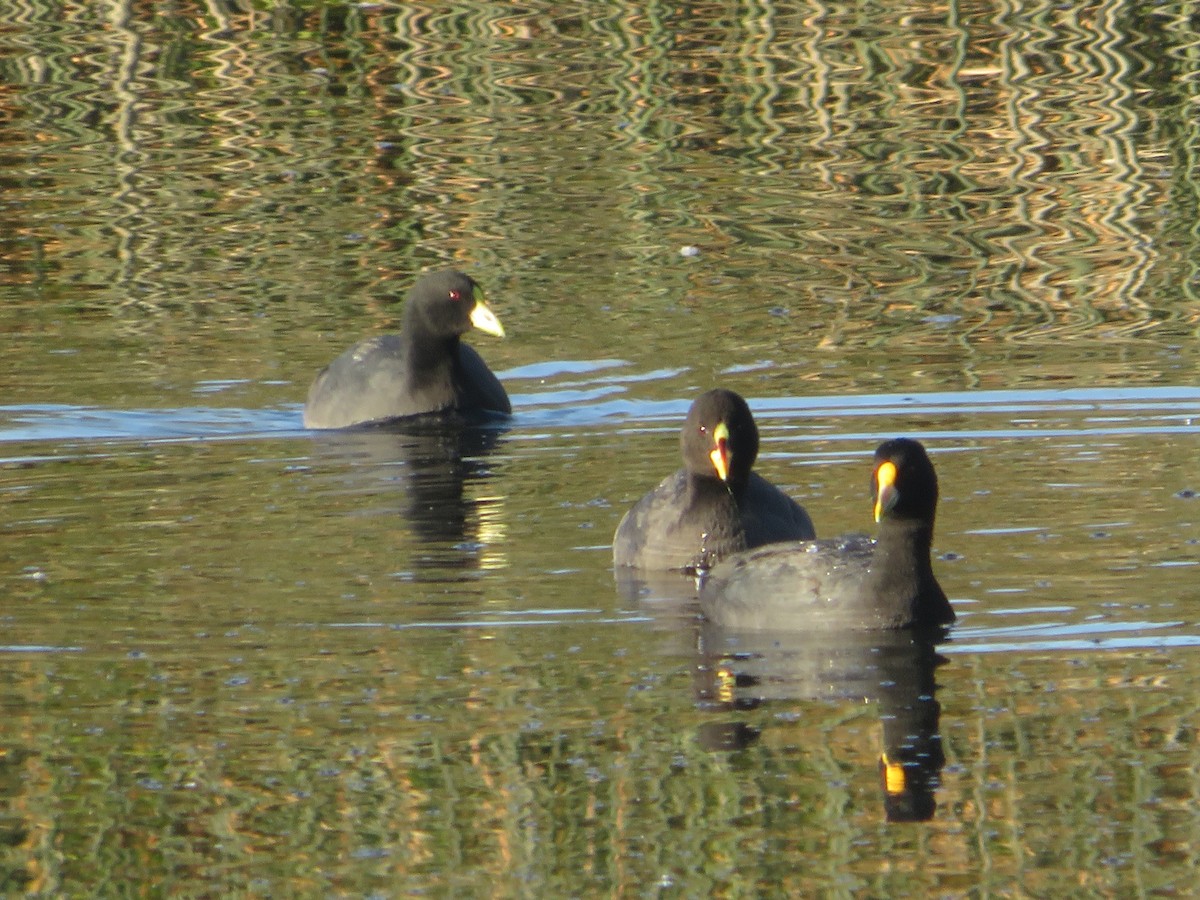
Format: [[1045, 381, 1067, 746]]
[[307, 418, 509, 577], [695, 622, 950, 823]]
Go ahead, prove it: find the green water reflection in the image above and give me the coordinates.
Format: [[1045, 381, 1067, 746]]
[[3, 605, 1200, 895], [3, 0, 1200, 895], [0, 412, 1197, 892], [3, 0, 1199, 356]]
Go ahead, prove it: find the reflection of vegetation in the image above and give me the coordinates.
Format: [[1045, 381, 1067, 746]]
[[1, 0, 1199, 345], [3, 629, 1200, 894], [4, 4, 1200, 886], [1, 418, 1199, 893]]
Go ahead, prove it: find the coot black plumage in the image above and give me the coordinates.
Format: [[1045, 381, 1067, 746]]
[[700, 438, 954, 631], [303, 270, 510, 429], [612, 389, 815, 572]]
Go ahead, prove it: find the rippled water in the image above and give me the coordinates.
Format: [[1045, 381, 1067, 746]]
[[3, 372, 1200, 892], [3, 0, 1200, 895]]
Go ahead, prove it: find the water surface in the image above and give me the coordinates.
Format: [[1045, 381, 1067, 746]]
[[2, 1, 1200, 895]]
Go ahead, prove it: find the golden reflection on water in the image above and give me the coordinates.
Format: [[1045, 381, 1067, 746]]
[[474, 492, 509, 572], [1, 0, 1198, 352]]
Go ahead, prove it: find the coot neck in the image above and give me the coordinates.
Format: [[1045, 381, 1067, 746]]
[[686, 469, 746, 505], [405, 329, 460, 376], [870, 517, 937, 591]]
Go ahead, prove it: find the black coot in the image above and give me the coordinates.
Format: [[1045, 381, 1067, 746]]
[[613, 389, 815, 572], [303, 270, 510, 429], [700, 438, 954, 631]]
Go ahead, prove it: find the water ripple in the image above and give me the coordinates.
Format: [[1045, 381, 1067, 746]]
[[1, 384, 1198, 447]]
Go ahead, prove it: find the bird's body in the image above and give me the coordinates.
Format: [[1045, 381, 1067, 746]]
[[304, 271, 509, 429], [700, 438, 954, 631]]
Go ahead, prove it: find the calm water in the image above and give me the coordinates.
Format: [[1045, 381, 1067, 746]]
[[3, 1, 1200, 895]]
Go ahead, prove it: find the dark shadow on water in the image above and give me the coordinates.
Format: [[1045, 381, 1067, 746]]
[[613, 567, 706, 659], [697, 622, 951, 823], [307, 418, 509, 579], [613, 567, 703, 618]]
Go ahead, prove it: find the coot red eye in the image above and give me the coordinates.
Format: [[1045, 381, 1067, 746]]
[[448, 289, 462, 302]]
